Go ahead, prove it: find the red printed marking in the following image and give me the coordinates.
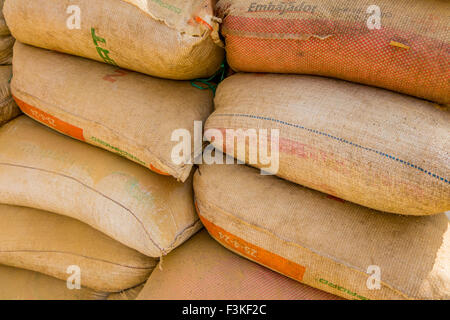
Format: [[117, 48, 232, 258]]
[[103, 69, 129, 83], [209, 126, 428, 200], [14, 96, 85, 141]]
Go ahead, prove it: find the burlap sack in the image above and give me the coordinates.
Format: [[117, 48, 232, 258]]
[[217, 0, 450, 104], [0, 65, 19, 126], [0, 204, 156, 292], [0, 264, 143, 300], [194, 164, 450, 300], [12, 42, 213, 181], [207, 73, 450, 215], [137, 230, 341, 300], [0, 117, 202, 257], [0, 264, 109, 300], [0, 35, 13, 64], [4, 0, 224, 80]]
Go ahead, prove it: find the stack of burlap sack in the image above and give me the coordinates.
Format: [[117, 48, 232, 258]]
[[0, 0, 339, 301], [1, 0, 448, 300], [192, 0, 449, 300], [0, 0, 215, 300]]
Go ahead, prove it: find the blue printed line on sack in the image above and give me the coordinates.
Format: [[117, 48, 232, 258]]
[[213, 113, 449, 185]]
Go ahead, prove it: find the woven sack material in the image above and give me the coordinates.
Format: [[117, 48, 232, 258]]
[[207, 73, 450, 215], [0, 117, 202, 257], [194, 164, 450, 300], [12, 42, 213, 181], [0, 264, 109, 300], [137, 230, 342, 300], [217, 0, 449, 104], [4, 0, 224, 80], [0, 204, 156, 292]]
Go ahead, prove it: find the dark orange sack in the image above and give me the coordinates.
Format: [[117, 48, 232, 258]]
[[217, 0, 449, 104]]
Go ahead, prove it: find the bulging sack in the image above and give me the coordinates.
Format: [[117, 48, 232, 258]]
[[137, 230, 340, 300], [12, 42, 213, 181], [194, 164, 450, 300], [0, 65, 20, 126], [4, 0, 224, 80], [0, 204, 156, 292], [217, 0, 450, 104], [207, 73, 450, 215], [0, 117, 202, 257], [0, 265, 108, 300]]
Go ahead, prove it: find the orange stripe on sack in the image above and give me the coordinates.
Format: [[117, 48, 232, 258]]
[[14, 96, 85, 142], [149, 164, 170, 176], [196, 202, 306, 282], [194, 16, 213, 31]]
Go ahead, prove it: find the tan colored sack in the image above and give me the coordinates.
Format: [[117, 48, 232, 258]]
[[0, 264, 109, 300], [217, 0, 450, 104], [0, 117, 202, 257], [194, 164, 450, 300], [207, 73, 450, 215], [107, 284, 144, 300], [0, 0, 10, 36], [0, 204, 155, 292], [0, 264, 143, 300], [138, 230, 341, 300], [0, 65, 19, 125], [0, 35, 13, 64], [4, 0, 224, 80], [12, 42, 213, 181]]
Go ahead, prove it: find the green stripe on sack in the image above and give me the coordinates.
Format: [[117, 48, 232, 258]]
[[150, 0, 182, 14], [90, 136, 146, 166], [317, 278, 369, 300]]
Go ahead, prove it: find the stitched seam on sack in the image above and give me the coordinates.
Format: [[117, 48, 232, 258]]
[[12, 89, 183, 178], [0, 162, 163, 253], [0, 250, 154, 270], [164, 218, 202, 252], [213, 113, 449, 185], [112, 280, 147, 294], [197, 198, 412, 300], [222, 16, 446, 45]]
